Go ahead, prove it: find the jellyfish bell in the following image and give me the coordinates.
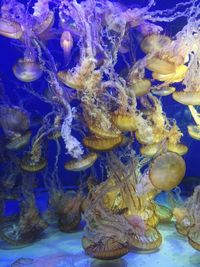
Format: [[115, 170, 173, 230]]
[[88, 123, 121, 139], [60, 31, 73, 58], [128, 226, 162, 251], [82, 236, 129, 260], [140, 143, 160, 157], [0, 18, 23, 39], [57, 70, 83, 90], [151, 86, 176, 96], [13, 58, 42, 82], [172, 91, 200, 105], [149, 152, 186, 191], [6, 131, 31, 151], [129, 79, 151, 97], [188, 226, 200, 251], [154, 203, 173, 223], [152, 65, 188, 83], [167, 143, 188, 156], [0, 106, 30, 136], [111, 112, 137, 131], [33, 11, 54, 36], [146, 57, 176, 75], [141, 34, 172, 54], [64, 152, 98, 171], [83, 135, 123, 151], [187, 125, 200, 140], [20, 153, 47, 172]]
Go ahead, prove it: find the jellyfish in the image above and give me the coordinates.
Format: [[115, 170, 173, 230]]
[[0, 18, 23, 39], [111, 111, 137, 132], [64, 152, 98, 171], [186, 106, 200, 140], [13, 58, 42, 82], [149, 152, 186, 191], [60, 31, 73, 60], [151, 86, 176, 97], [83, 135, 123, 151], [20, 130, 47, 172], [0, 105, 31, 150], [129, 79, 151, 97], [45, 183, 83, 232]]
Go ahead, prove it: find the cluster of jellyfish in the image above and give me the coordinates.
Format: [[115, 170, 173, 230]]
[[0, 0, 200, 262]]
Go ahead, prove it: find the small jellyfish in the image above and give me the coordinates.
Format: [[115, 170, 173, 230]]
[[60, 31, 73, 60], [0, 106, 31, 150], [140, 143, 160, 157], [167, 143, 188, 156], [20, 152, 47, 172], [187, 125, 200, 140], [152, 65, 188, 84], [111, 111, 137, 131], [33, 11, 54, 36], [64, 152, 98, 171], [0, 18, 23, 39], [141, 34, 172, 54], [129, 79, 151, 97], [83, 135, 123, 151], [151, 86, 176, 96], [82, 236, 129, 260], [173, 91, 200, 106], [13, 58, 42, 82], [146, 57, 176, 75]]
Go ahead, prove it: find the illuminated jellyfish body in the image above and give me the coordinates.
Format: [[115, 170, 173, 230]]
[[21, 137, 47, 172], [129, 79, 151, 97], [21, 152, 47, 172], [82, 236, 129, 260], [151, 86, 176, 96], [186, 106, 200, 140], [0, 105, 31, 150], [13, 58, 42, 82], [0, 18, 23, 39], [149, 152, 186, 191], [64, 152, 98, 171]]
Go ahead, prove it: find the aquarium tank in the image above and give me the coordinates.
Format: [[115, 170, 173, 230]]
[[0, 0, 200, 266]]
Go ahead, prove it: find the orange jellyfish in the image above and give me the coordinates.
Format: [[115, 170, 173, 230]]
[[187, 106, 200, 140], [83, 135, 123, 151], [149, 152, 186, 191], [64, 152, 98, 171], [111, 111, 137, 132], [129, 79, 151, 97], [82, 236, 129, 260], [141, 34, 172, 54], [151, 86, 176, 96], [20, 152, 47, 172]]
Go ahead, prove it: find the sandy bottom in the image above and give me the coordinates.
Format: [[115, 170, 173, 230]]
[[0, 222, 199, 267]]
